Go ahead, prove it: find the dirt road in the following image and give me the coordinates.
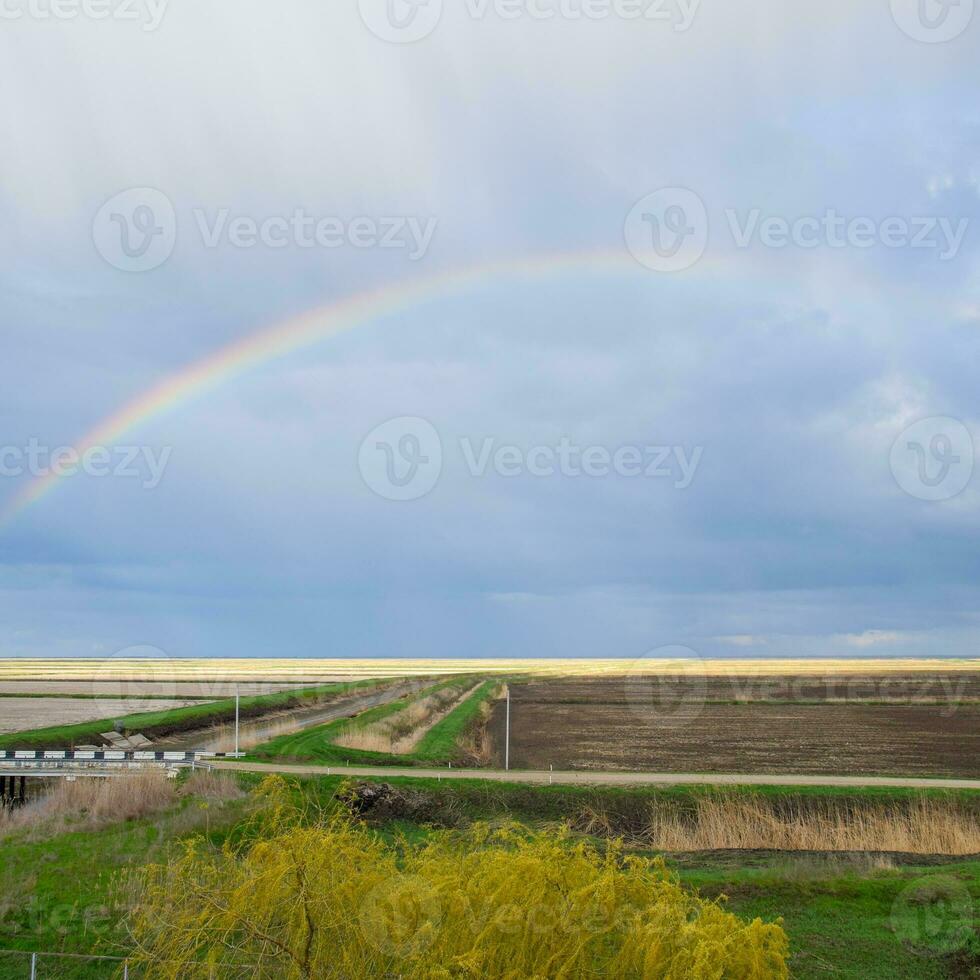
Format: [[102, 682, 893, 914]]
[[158, 680, 429, 751], [212, 760, 980, 790]]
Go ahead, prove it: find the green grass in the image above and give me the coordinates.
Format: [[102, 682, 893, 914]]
[[285, 773, 980, 978], [1, 774, 977, 978], [0, 779, 252, 979], [678, 860, 980, 978], [234, 769, 980, 817], [0, 679, 388, 751], [249, 677, 484, 766], [411, 679, 498, 761]]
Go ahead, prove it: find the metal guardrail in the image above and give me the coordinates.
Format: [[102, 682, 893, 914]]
[[0, 751, 242, 762], [0, 751, 245, 778]]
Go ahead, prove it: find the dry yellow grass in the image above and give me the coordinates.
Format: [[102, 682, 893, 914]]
[[180, 769, 245, 802], [572, 795, 980, 855], [336, 684, 478, 754], [0, 771, 176, 838]]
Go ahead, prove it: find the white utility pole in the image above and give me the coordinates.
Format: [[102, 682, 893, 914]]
[[234, 685, 240, 756], [504, 685, 511, 771]]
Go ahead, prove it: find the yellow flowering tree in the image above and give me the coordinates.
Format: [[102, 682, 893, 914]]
[[125, 777, 788, 979]]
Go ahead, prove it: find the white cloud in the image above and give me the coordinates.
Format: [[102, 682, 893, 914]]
[[839, 630, 903, 648]]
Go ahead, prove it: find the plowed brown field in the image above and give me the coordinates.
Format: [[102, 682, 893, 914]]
[[488, 676, 980, 778]]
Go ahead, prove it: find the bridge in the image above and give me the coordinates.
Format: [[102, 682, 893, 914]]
[[0, 749, 245, 808]]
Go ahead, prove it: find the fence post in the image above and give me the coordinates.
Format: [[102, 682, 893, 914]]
[[124, 960, 129, 980], [29, 952, 36, 980], [505, 686, 511, 771]]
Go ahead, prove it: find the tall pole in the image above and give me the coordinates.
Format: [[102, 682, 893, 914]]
[[234, 686, 240, 756], [505, 685, 510, 771]]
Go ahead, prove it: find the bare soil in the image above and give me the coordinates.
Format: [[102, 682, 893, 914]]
[[488, 677, 980, 778]]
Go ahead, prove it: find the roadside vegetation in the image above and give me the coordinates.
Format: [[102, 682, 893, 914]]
[[0, 772, 976, 978], [250, 677, 501, 767], [413, 679, 500, 762], [125, 776, 789, 979], [311, 776, 980, 856], [0, 679, 391, 751], [0, 769, 249, 977], [334, 680, 481, 753]]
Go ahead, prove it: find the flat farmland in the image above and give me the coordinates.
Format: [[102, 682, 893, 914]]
[[0, 681, 325, 698], [0, 697, 208, 735], [489, 676, 980, 778], [1, 657, 977, 685]]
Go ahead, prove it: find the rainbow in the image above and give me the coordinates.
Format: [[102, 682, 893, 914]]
[[0, 248, 718, 527]]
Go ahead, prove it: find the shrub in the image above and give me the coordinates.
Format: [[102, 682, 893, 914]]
[[126, 777, 788, 978]]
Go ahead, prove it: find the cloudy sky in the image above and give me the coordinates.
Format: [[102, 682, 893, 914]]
[[1, 0, 978, 661]]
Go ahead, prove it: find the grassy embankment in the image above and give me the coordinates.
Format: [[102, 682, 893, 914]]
[[296, 774, 980, 978], [0, 773, 977, 978], [249, 677, 499, 766], [0, 679, 389, 751]]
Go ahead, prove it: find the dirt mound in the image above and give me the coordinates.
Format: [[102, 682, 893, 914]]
[[336, 781, 452, 824]]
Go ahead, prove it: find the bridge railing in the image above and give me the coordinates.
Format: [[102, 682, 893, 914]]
[[0, 751, 243, 763]]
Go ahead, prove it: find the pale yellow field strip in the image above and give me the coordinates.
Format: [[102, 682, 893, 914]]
[[0, 680, 355, 697], [0, 698, 208, 735], [0, 658, 977, 684]]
